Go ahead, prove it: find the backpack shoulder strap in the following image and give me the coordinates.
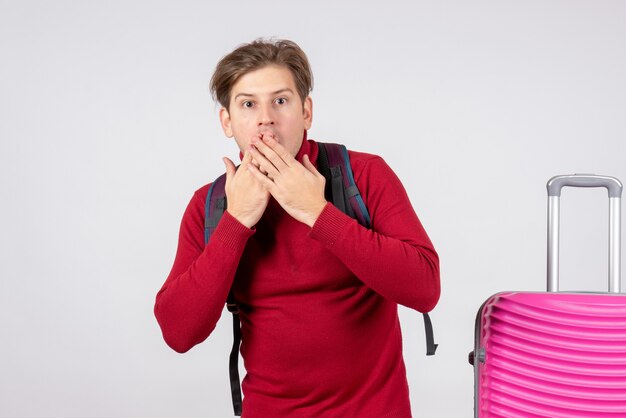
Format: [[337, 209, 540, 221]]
[[203, 173, 243, 416], [204, 174, 227, 245], [317, 142, 371, 228]]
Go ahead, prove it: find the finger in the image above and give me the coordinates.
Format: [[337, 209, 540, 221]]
[[249, 145, 280, 177], [253, 139, 287, 171], [223, 157, 236, 180], [241, 149, 258, 170], [259, 135, 294, 168], [261, 134, 293, 162], [247, 162, 276, 190], [302, 154, 322, 176]]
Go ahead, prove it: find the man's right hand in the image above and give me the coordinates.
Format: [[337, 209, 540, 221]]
[[223, 149, 270, 229]]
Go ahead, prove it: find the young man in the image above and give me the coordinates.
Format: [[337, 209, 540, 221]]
[[155, 39, 440, 418]]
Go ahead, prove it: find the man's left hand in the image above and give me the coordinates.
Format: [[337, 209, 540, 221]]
[[248, 135, 327, 227]]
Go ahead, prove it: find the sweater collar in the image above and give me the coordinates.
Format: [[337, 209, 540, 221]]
[[294, 130, 319, 166]]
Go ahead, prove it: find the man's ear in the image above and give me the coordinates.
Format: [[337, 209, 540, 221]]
[[303, 96, 313, 130], [219, 107, 234, 138]]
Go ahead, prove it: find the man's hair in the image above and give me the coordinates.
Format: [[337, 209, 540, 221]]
[[210, 38, 313, 109]]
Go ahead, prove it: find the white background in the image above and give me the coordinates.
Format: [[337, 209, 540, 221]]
[[1, 1, 625, 417]]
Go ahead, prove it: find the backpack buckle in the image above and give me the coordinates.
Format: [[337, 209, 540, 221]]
[[227, 303, 240, 314]]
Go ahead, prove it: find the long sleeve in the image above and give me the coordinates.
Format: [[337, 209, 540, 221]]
[[154, 188, 255, 353], [308, 153, 440, 312]]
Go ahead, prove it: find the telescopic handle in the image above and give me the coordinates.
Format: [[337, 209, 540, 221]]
[[546, 174, 623, 293], [547, 174, 623, 197]]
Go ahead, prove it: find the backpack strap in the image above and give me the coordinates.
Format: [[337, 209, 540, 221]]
[[317, 143, 370, 228], [226, 297, 242, 415], [204, 174, 243, 416], [423, 312, 438, 356], [204, 174, 227, 245], [317, 142, 437, 357]]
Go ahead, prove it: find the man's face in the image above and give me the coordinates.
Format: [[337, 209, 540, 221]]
[[219, 65, 313, 157]]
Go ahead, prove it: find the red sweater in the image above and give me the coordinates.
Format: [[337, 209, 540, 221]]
[[155, 138, 440, 418]]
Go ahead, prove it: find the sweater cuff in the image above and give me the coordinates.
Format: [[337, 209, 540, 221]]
[[212, 210, 255, 253], [309, 203, 352, 248]]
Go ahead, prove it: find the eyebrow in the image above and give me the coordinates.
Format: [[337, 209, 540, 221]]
[[233, 88, 295, 101]]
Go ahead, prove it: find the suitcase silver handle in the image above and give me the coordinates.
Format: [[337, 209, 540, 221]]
[[546, 174, 623, 293], [547, 174, 622, 197]]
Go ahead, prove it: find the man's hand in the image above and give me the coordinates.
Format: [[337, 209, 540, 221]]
[[247, 134, 327, 227], [223, 149, 270, 228]]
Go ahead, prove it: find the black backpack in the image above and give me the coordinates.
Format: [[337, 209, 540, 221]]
[[204, 142, 437, 416]]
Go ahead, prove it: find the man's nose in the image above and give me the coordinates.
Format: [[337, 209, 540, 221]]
[[257, 105, 275, 126]]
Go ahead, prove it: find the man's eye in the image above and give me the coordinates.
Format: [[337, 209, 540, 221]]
[[275, 98, 286, 105], [243, 101, 254, 108]]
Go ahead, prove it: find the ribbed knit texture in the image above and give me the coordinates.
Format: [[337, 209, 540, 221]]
[[309, 202, 352, 248], [155, 138, 440, 417], [214, 210, 256, 253]]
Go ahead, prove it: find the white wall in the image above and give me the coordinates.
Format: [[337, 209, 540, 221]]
[[1, 1, 625, 416]]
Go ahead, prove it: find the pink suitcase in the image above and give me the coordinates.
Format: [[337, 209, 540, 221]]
[[470, 174, 626, 417]]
